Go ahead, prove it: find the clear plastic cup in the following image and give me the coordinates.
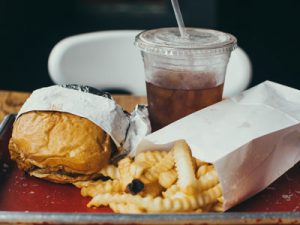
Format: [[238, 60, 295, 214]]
[[135, 27, 237, 131]]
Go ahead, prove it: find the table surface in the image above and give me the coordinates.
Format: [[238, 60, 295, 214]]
[[0, 90, 147, 121]]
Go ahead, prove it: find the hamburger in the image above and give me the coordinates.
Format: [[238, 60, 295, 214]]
[[7, 85, 150, 184], [9, 111, 111, 183]]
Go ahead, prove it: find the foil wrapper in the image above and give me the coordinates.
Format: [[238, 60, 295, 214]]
[[123, 104, 151, 158], [17, 85, 150, 157]]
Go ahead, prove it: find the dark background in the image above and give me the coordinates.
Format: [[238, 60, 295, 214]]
[[1, 0, 300, 92]]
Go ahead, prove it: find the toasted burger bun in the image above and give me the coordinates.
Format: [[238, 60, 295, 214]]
[[9, 111, 111, 183]]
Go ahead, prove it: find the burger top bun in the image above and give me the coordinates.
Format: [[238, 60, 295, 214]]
[[9, 111, 111, 183]]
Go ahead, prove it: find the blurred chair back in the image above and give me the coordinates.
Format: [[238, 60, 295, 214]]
[[48, 30, 252, 97]]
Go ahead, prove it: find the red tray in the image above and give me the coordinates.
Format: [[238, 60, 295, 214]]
[[0, 114, 299, 224]]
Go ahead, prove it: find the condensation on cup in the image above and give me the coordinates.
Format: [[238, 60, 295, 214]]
[[135, 27, 237, 131]]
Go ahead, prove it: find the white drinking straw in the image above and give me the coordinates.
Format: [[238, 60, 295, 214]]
[[171, 0, 188, 38]]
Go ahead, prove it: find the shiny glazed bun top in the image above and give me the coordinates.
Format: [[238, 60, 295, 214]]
[[9, 111, 111, 183]]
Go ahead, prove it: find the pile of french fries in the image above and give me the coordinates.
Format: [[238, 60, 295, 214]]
[[74, 140, 223, 213]]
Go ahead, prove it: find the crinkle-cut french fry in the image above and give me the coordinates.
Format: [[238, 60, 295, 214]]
[[162, 185, 217, 210], [194, 208, 203, 213], [88, 193, 145, 208], [130, 162, 147, 178], [173, 140, 197, 195], [88, 193, 199, 213], [132, 159, 153, 170], [191, 157, 198, 173], [211, 202, 224, 212], [162, 184, 180, 198], [158, 169, 177, 189], [217, 196, 224, 203], [196, 164, 214, 178], [98, 164, 120, 180], [196, 184, 222, 208], [73, 180, 93, 188], [109, 202, 144, 214], [163, 185, 193, 200], [197, 169, 219, 192], [195, 158, 207, 168], [118, 157, 134, 190], [81, 179, 123, 197], [139, 181, 163, 197], [162, 185, 190, 200], [135, 150, 168, 165], [139, 151, 174, 184]]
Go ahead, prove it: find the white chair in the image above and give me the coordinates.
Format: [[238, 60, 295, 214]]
[[48, 30, 252, 97]]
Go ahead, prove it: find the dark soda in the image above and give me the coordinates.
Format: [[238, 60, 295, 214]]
[[146, 81, 224, 131]]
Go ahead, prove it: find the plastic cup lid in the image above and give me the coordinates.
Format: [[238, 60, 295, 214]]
[[135, 27, 237, 56]]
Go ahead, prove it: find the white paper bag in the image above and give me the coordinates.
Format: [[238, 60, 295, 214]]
[[135, 81, 300, 210]]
